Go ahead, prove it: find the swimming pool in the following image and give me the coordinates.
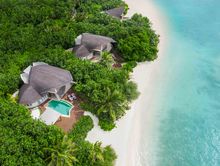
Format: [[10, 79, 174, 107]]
[[48, 100, 73, 117]]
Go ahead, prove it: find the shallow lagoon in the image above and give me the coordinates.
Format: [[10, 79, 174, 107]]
[[140, 0, 220, 165]]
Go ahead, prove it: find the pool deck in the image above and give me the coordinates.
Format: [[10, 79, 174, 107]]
[[55, 104, 84, 132], [38, 90, 84, 132]]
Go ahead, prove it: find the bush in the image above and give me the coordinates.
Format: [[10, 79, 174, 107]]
[[69, 116, 94, 143], [99, 119, 116, 131], [122, 61, 138, 72], [102, 146, 117, 166]]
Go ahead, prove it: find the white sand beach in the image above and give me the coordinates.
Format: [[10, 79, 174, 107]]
[[85, 0, 169, 165]]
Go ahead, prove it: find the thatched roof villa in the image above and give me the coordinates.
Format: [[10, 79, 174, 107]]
[[19, 62, 73, 108], [105, 7, 125, 19], [72, 33, 116, 60]]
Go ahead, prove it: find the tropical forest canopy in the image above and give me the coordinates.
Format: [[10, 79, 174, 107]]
[[0, 0, 159, 165]]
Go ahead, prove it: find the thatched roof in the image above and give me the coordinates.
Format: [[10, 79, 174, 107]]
[[105, 7, 125, 19], [19, 84, 42, 105], [29, 64, 73, 93], [19, 64, 73, 105], [73, 45, 91, 58], [80, 33, 116, 51]]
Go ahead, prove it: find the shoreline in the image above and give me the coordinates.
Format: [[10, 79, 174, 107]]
[[86, 0, 169, 165]]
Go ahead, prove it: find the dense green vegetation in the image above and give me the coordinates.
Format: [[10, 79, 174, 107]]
[[0, 99, 63, 165], [0, 99, 116, 166], [69, 115, 94, 143], [44, 135, 78, 166], [0, 0, 159, 165]]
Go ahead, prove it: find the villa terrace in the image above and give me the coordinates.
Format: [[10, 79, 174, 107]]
[[38, 89, 84, 132]]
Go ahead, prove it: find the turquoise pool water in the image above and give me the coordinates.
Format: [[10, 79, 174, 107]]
[[48, 100, 72, 116], [140, 0, 220, 165]]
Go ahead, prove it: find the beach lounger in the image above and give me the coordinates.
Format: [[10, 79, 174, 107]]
[[70, 93, 77, 100], [68, 95, 74, 101], [68, 93, 77, 101]]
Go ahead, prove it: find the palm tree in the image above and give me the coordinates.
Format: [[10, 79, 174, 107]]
[[89, 141, 104, 164], [45, 135, 78, 166], [97, 87, 128, 121], [99, 52, 114, 68]]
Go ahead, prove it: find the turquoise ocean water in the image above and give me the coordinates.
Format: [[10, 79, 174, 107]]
[[140, 0, 220, 166]]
